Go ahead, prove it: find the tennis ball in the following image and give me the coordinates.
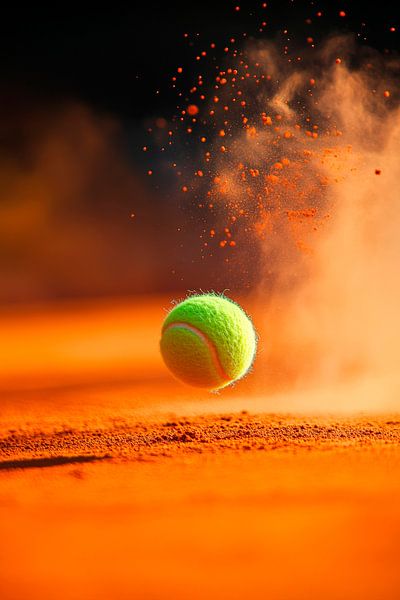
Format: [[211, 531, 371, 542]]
[[160, 294, 257, 390]]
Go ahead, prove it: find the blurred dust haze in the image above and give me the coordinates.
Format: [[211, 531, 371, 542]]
[[238, 36, 400, 394]]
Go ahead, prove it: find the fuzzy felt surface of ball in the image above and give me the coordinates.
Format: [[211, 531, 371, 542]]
[[160, 294, 257, 390]]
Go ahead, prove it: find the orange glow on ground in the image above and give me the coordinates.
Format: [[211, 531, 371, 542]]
[[0, 297, 400, 599]]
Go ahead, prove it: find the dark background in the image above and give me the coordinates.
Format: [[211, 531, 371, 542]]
[[1, 1, 398, 118], [0, 1, 398, 304]]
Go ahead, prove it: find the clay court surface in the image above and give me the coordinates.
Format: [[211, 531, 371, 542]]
[[1, 297, 400, 599]]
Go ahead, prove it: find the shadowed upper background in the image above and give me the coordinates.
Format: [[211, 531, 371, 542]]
[[0, 0, 398, 304]]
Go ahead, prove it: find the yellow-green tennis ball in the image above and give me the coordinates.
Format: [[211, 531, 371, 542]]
[[160, 294, 257, 390]]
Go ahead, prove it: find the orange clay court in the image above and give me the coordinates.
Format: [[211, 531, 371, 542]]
[[1, 296, 400, 600]]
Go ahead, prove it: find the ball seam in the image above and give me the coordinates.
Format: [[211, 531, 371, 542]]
[[162, 321, 230, 384]]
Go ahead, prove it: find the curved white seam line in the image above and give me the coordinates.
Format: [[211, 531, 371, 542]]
[[163, 322, 229, 383]]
